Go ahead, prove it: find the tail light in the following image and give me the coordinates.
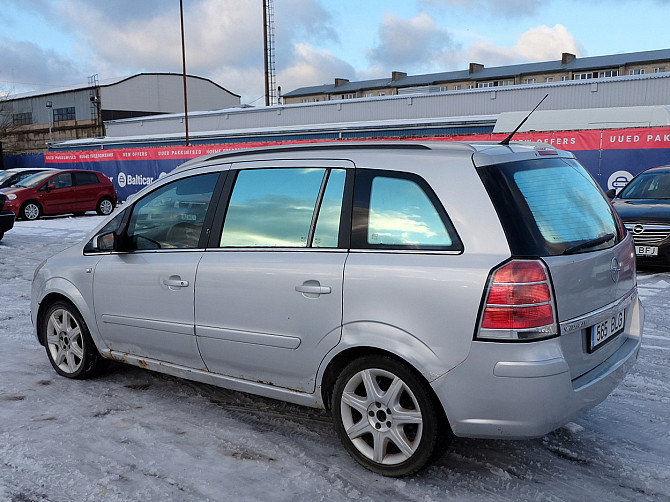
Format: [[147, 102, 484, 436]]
[[476, 260, 558, 341]]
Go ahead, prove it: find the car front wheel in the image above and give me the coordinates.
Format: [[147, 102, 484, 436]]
[[332, 355, 448, 476], [42, 301, 107, 379], [21, 201, 41, 220]]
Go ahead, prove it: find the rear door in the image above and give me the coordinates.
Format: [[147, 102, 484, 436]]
[[195, 161, 352, 392], [71, 171, 103, 212]]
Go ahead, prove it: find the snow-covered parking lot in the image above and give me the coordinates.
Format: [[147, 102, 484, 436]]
[[1, 215, 669, 502]]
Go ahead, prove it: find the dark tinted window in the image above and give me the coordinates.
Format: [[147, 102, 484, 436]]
[[73, 172, 100, 186], [478, 158, 621, 256]]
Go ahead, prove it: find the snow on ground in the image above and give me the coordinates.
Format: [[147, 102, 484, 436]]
[[1, 215, 669, 502]]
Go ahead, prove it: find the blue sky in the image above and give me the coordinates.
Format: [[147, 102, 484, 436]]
[[1, 0, 669, 105]]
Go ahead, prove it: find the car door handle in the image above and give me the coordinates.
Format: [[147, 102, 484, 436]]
[[163, 277, 189, 288], [295, 285, 331, 294], [295, 281, 331, 297]]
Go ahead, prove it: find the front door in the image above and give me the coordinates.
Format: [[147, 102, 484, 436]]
[[39, 172, 75, 214], [92, 171, 222, 368]]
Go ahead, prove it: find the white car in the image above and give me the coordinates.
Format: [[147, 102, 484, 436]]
[[31, 141, 643, 476]]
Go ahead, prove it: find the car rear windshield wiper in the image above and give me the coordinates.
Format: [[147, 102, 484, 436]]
[[563, 233, 615, 255]]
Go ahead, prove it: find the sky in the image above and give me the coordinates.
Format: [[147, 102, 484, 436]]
[[1, 0, 670, 105]]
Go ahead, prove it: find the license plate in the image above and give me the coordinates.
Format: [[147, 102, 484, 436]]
[[636, 245, 658, 257], [589, 309, 625, 352]]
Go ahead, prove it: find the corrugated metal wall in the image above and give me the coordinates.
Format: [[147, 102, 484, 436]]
[[105, 73, 670, 138]]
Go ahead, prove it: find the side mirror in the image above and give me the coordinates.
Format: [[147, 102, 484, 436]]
[[95, 231, 117, 251], [46, 183, 56, 192], [605, 188, 616, 199]]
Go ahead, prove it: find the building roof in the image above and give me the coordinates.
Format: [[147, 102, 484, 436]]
[[4, 73, 240, 101], [283, 48, 670, 97]]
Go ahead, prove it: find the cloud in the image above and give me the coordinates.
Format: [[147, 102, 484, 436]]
[[463, 24, 583, 67], [0, 38, 82, 93], [368, 13, 458, 73], [420, 0, 543, 17], [278, 43, 356, 93]]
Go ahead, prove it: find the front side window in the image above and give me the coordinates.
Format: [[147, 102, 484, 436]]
[[126, 173, 219, 250], [49, 173, 73, 189], [353, 170, 462, 251], [220, 168, 345, 248], [618, 171, 670, 199]]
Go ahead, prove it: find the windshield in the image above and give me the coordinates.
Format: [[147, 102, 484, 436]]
[[16, 172, 54, 188], [617, 170, 670, 199], [477, 157, 621, 256], [0, 171, 14, 183]]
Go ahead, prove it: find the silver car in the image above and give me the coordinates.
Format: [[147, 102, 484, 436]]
[[31, 141, 643, 476]]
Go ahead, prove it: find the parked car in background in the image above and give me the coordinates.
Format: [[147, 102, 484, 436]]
[[0, 167, 55, 189], [32, 142, 643, 476], [1, 169, 117, 220], [0, 192, 15, 240], [610, 165, 670, 267]]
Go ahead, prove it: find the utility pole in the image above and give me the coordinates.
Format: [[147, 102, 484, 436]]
[[180, 0, 190, 146], [263, 0, 276, 106]]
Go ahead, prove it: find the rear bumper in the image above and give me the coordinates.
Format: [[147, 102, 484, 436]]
[[432, 295, 643, 439]]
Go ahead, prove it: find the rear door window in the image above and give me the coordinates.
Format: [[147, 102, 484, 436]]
[[219, 167, 346, 248], [73, 172, 100, 186], [478, 158, 621, 256]]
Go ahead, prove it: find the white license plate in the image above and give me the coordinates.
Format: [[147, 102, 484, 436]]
[[636, 245, 658, 257], [589, 309, 625, 352]]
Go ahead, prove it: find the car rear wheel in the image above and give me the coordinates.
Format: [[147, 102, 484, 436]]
[[96, 197, 114, 215], [332, 355, 448, 476], [21, 201, 41, 220], [42, 301, 107, 379]]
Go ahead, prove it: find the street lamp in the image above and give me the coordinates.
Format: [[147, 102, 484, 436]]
[[45, 100, 53, 142]]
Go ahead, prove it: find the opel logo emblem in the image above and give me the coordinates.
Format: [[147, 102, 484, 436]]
[[610, 257, 621, 283], [633, 224, 644, 235]]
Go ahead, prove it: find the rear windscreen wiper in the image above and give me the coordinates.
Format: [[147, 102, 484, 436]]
[[563, 233, 615, 255]]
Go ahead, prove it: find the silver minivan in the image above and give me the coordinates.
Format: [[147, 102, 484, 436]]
[[31, 141, 643, 476]]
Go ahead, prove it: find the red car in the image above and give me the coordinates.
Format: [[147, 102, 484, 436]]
[[1, 169, 117, 220]]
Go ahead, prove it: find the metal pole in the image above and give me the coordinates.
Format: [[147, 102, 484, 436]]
[[263, 0, 269, 106], [180, 0, 190, 146]]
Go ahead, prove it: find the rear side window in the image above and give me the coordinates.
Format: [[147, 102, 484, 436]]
[[352, 170, 462, 251], [73, 172, 100, 186], [478, 158, 621, 256]]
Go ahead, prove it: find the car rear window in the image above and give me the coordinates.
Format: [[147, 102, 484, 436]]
[[477, 157, 621, 256]]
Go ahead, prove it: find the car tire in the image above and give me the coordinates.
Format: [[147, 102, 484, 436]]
[[42, 300, 108, 379], [21, 201, 42, 220], [96, 197, 115, 216], [332, 355, 449, 476]]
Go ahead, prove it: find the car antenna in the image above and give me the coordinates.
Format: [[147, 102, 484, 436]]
[[499, 93, 549, 146]]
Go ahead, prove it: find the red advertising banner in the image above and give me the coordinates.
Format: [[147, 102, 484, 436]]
[[44, 127, 670, 165]]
